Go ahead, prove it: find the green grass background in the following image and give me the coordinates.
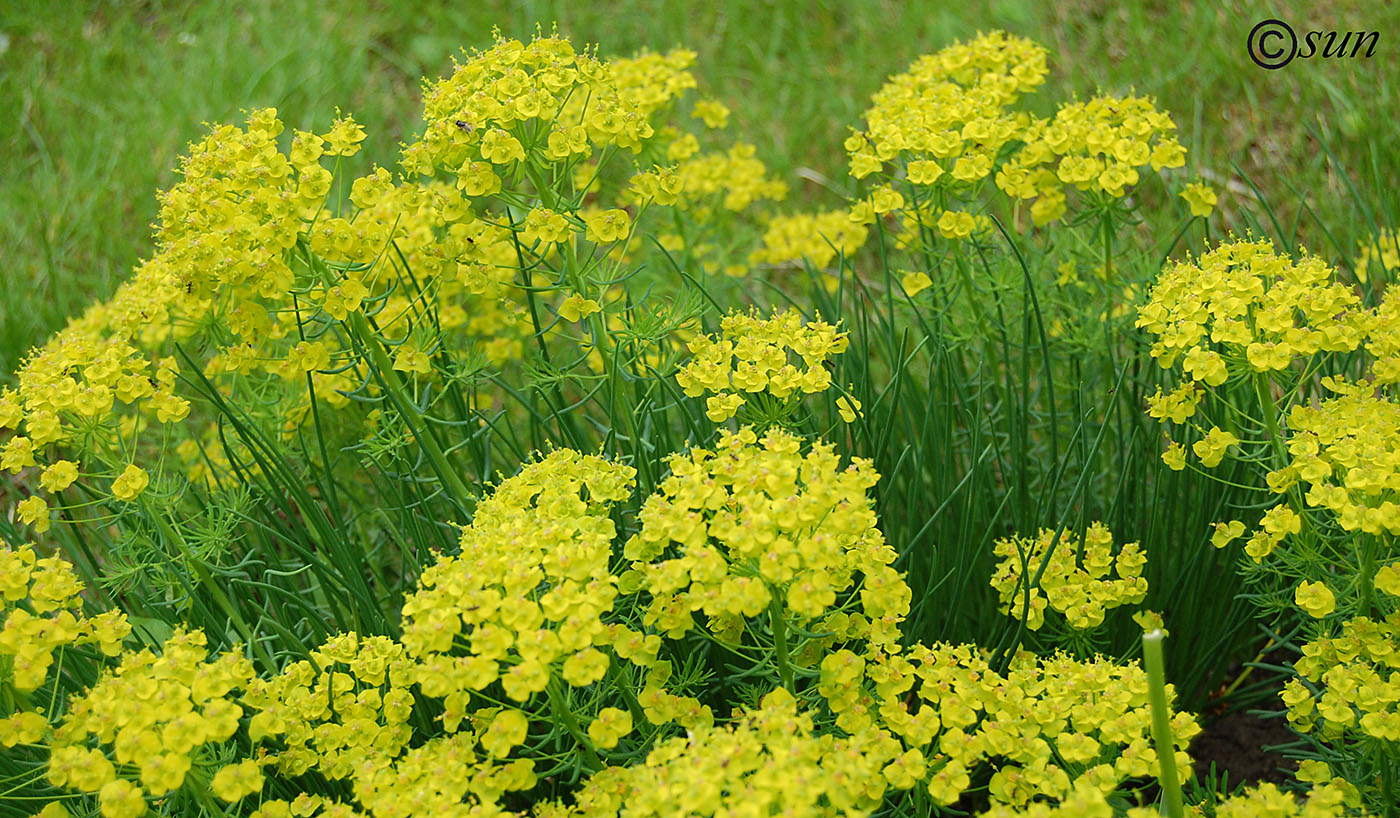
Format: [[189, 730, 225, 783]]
[[1, 0, 1396, 376]]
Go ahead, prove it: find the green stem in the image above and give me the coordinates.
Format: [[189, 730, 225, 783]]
[[1380, 738, 1396, 818], [346, 312, 473, 510], [769, 599, 795, 693], [606, 657, 647, 728], [1142, 629, 1184, 818], [1361, 533, 1378, 619], [1252, 372, 1288, 466], [149, 506, 277, 671], [546, 677, 603, 773]]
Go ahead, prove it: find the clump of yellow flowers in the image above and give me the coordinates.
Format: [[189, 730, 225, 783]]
[[4, 20, 1386, 818], [1136, 238, 1366, 380], [817, 643, 1199, 807], [1140, 233, 1400, 813], [990, 523, 1148, 631], [675, 308, 851, 423], [398, 449, 639, 721], [625, 427, 907, 655]]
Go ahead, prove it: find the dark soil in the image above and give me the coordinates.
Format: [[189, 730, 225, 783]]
[[1189, 702, 1298, 787]]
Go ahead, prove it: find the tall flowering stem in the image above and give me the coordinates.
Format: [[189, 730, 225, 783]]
[[1142, 628, 1184, 818]]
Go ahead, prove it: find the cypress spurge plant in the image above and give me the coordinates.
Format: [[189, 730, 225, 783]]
[[0, 26, 1383, 818]]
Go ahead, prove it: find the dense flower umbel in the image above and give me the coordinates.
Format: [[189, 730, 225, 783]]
[[748, 209, 869, 273], [997, 93, 1186, 226], [242, 633, 417, 779], [540, 688, 894, 818], [1272, 389, 1400, 538], [624, 427, 908, 651], [49, 628, 259, 813], [399, 450, 638, 719], [818, 643, 1199, 807], [1135, 238, 1367, 378], [403, 32, 695, 180], [975, 778, 1361, 818], [672, 142, 787, 214], [0, 542, 130, 693], [990, 523, 1148, 631], [675, 307, 850, 423], [846, 31, 1047, 182], [1284, 611, 1400, 743]]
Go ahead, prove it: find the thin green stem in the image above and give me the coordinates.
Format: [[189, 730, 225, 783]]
[[1142, 629, 1184, 818], [347, 312, 474, 511], [769, 599, 795, 692], [546, 677, 603, 773]]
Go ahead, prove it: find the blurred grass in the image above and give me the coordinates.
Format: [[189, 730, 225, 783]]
[[1, 0, 1396, 374]]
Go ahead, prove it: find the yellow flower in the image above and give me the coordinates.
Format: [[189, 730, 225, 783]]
[[98, 778, 146, 818], [211, 759, 264, 803], [111, 465, 149, 502], [1161, 441, 1186, 471], [39, 460, 79, 493], [705, 393, 745, 423], [692, 98, 730, 129], [1375, 563, 1400, 597], [558, 294, 602, 323], [393, 344, 432, 375], [901, 272, 933, 297], [587, 707, 633, 749], [1191, 427, 1239, 468], [870, 185, 905, 214], [1210, 520, 1245, 549], [482, 709, 529, 757], [584, 209, 632, 243], [561, 648, 608, 686], [907, 159, 945, 185], [936, 209, 977, 239], [17, 496, 49, 533], [322, 113, 366, 157], [1180, 182, 1217, 218], [480, 128, 526, 164], [837, 395, 862, 423], [1294, 580, 1336, 618]]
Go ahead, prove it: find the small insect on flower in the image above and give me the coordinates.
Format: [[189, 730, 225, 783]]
[[454, 120, 475, 133]]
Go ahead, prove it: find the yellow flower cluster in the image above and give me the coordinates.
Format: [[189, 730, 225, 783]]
[[998, 94, 1186, 225], [976, 778, 1359, 818], [625, 427, 908, 649], [1356, 229, 1400, 283], [1284, 612, 1400, 742], [672, 143, 787, 214], [0, 104, 535, 515], [242, 632, 417, 778], [398, 450, 638, 720], [748, 210, 869, 271], [1273, 389, 1400, 536], [549, 688, 891, 818], [990, 523, 1148, 630], [1136, 238, 1367, 379], [49, 627, 258, 813], [404, 32, 695, 180], [675, 307, 849, 423], [1364, 287, 1400, 383], [846, 31, 1047, 181], [818, 643, 1198, 807], [348, 731, 536, 818], [0, 542, 130, 692]]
